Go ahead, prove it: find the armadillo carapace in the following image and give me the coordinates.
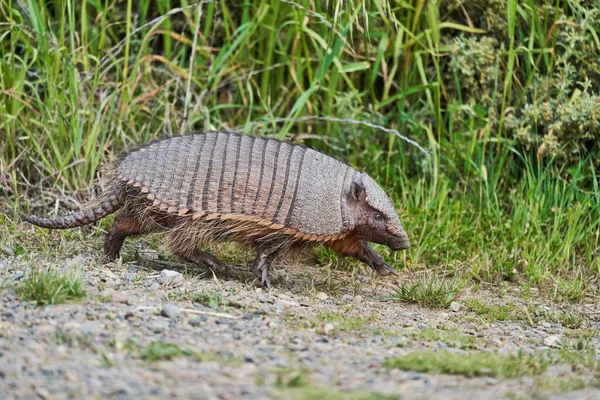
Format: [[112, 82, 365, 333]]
[[20, 131, 410, 288]]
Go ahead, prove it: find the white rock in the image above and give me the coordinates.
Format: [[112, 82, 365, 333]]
[[323, 323, 335, 335], [65, 254, 87, 268], [161, 303, 180, 319], [543, 335, 561, 348], [316, 292, 328, 301], [449, 301, 461, 312], [159, 269, 184, 286]]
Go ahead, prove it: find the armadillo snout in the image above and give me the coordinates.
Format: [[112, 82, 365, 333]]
[[389, 233, 410, 251]]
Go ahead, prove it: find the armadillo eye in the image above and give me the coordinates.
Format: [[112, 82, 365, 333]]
[[375, 213, 383, 221]]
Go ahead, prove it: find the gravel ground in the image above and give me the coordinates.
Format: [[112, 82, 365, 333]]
[[1, 236, 599, 400]]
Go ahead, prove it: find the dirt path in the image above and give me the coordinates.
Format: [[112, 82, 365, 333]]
[[1, 229, 599, 399]]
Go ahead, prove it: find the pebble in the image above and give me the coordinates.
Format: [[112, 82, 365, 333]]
[[158, 270, 184, 286], [0, 260, 8, 270], [146, 282, 160, 292], [108, 291, 133, 305], [189, 317, 207, 327], [341, 294, 354, 302], [64, 254, 86, 268], [11, 271, 24, 281], [543, 335, 561, 348], [323, 323, 335, 335], [449, 301, 461, 312], [161, 303, 181, 319], [316, 292, 329, 301]]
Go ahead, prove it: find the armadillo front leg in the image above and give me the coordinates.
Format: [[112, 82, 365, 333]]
[[326, 236, 399, 277]]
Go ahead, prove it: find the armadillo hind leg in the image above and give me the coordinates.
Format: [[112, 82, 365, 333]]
[[104, 211, 147, 261], [326, 236, 398, 277], [170, 246, 229, 273], [252, 246, 278, 289]]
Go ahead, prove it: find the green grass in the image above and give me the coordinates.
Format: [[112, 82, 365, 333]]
[[412, 328, 478, 349], [15, 266, 86, 306], [307, 311, 372, 335], [391, 273, 462, 309], [193, 288, 223, 310], [465, 300, 518, 322], [384, 348, 596, 378], [274, 387, 400, 400], [138, 340, 193, 362], [1, 0, 599, 299], [125, 339, 238, 364]]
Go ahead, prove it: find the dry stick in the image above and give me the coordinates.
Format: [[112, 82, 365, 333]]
[[135, 306, 239, 319], [239, 116, 431, 156], [181, 308, 240, 319]]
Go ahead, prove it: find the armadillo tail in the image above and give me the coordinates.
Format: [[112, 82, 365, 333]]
[[19, 188, 122, 229]]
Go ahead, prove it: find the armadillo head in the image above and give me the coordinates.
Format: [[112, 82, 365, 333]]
[[348, 172, 409, 251]]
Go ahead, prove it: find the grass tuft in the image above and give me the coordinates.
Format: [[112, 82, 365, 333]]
[[385, 350, 546, 378], [391, 273, 461, 309], [15, 267, 86, 306], [139, 340, 193, 362]]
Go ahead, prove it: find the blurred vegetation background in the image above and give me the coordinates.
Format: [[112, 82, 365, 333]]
[[1, 0, 599, 300]]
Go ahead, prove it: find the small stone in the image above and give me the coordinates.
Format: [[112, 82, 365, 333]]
[[354, 295, 363, 303], [323, 323, 335, 335], [393, 335, 410, 348], [189, 317, 207, 327], [65, 254, 86, 268], [108, 291, 133, 305], [158, 269, 184, 286], [36, 324, 56, 336], [316, 292, 329, 301], [123, 273, 136, 282], [341, 294, 354, 302], [161, 303, 180, 319], [0, 260, 8, 270], [257, 295, 267, 303], [274, 299, 300, 314], [317, 335, 329, 343], [11, 271, 24, 281], [255, 288, 263, 294], [449, 301, 461, 312], [543, 335, 561, 348]]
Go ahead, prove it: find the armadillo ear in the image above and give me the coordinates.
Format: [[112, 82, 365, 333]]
[[351, 181, 366, 201]]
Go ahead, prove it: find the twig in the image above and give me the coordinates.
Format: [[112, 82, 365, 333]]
[[181, 308, 240, 319], [240, 116, 431, 156]]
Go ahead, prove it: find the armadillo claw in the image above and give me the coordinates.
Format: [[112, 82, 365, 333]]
[[252, 256, 272, 289], [252, 274, 272, 289], [374, 261, 399, 277]]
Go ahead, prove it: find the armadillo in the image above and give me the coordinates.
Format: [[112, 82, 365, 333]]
[[20, 131, 410, 288]]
